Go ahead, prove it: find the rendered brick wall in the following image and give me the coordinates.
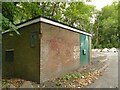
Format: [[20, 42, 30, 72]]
[[2, 23, 40, 83], [40, 22, 80, 82]]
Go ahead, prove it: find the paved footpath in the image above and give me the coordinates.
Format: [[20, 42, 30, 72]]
[[87, 52, 118, 88]]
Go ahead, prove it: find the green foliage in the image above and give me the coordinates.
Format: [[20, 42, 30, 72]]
[[1, 13, 19, 34], [62, 73, 81, 80], [92, 2, 118, 48], [2, 2, 95, 33], [62, 2, 95, 31], [1, 13, 9, 31], [2, 80, 10, 88], [2, 2, 17, 23], [55, 81, 62, 86]]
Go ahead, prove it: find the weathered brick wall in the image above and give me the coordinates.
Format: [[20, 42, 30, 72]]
[[40, 22, 80, 83], [2, 23, 40, 83]]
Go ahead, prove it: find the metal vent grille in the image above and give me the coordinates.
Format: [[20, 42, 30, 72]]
[[6, 49, 14, 62]]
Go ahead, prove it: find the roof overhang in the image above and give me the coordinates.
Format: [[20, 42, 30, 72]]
[[2, 17, 92, 37]]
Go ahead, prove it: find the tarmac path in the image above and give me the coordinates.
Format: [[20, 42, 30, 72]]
[[87, 52, 118, 88]]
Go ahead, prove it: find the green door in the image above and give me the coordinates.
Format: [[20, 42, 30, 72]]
[[80, 34, 89, 65]]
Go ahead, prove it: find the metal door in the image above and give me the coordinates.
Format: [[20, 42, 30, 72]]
[[80, 34, 89, 65]]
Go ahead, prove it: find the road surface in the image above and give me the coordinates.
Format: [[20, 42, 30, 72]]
[[87, 52, 118, 88]]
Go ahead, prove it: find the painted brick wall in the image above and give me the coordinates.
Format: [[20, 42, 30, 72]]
[[2, 23, 40, 83], [40, 22, 80, 82]]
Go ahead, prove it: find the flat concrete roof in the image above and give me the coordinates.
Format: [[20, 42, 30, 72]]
[[2, 17, 92, 36]]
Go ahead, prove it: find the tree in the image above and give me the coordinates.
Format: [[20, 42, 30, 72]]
[[2, 2, 95, 33], [62, 2, 95, 31], [2, 2, 42, 32], [92, 2, 118, 48]]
